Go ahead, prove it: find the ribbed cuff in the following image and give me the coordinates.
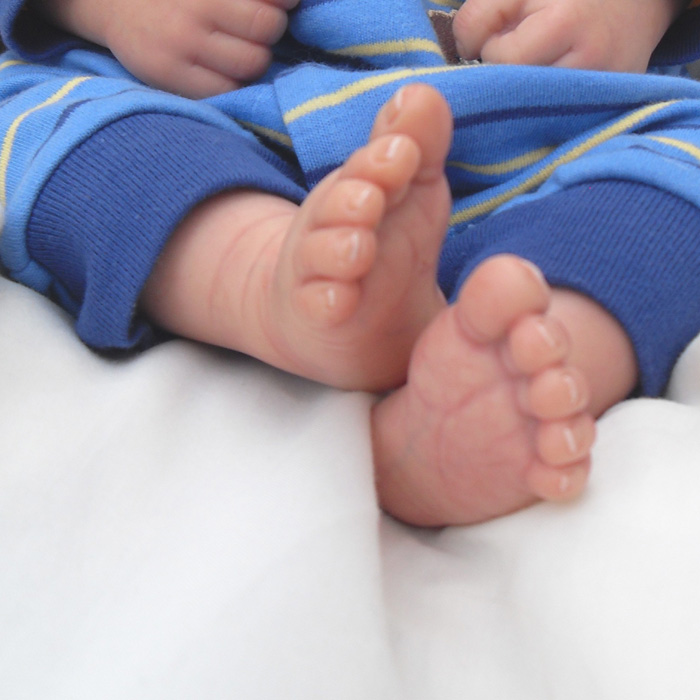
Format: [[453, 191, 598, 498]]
[[439, 180, 700, 396], [26, 113, 305, 350]]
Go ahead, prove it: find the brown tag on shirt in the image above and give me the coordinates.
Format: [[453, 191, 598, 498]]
[[428, 10, 461, 64], [428, 9, 482, 66]]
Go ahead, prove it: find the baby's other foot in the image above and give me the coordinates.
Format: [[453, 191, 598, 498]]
[[269, 84, 451, 390], [373, 255, 597, 526]]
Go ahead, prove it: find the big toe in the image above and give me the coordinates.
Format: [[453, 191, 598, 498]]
[[454, 255, 551, 343], [370, 83, 453, 176]]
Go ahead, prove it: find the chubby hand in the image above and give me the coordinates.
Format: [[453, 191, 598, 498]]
[[102, 0, 299, 97], [452, 0, 679, 73]]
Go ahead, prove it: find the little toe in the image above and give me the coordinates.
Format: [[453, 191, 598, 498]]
[[536, 413, 596, 466], [294, 227, 376, 282], [527, 458, 591, 502], [455, 255, 551, 344], [507, 315, 570, 374], [295, 280, 361, 326], [520, 366, 591, 420]]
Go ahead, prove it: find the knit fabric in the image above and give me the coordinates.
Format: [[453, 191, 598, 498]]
[[25, 115, 306, 348]]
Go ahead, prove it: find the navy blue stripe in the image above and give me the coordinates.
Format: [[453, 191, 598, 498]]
[[453, 102, 646, 130], [275, 34, 375, 70], [293, 0, 339, 11]]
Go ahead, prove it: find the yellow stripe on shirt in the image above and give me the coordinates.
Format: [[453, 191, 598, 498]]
[[236, 119, 293, 148], [330, 39, 445, 59], [283, 64, 465, 124], [449, 100, 678, 226], [648, 135, 700, 163], [0, 59, 28, 72], [0, 76, 90, 206], [448, 145, 556, 176]]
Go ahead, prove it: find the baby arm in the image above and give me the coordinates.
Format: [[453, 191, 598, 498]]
[[452, 0, 687, 72], [31, 0, 299, 96]]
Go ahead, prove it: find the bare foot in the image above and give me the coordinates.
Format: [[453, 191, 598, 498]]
[[372, 255, 637, 526], [143, 84, 451, 390], [267, 83, 451, 390]]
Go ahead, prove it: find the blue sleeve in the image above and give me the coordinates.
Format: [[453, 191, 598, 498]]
[[0, 49, 306, 350], [0, 0, 83, 59]]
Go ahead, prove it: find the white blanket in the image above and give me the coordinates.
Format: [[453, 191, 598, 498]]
[[2, 274, 700, 699]]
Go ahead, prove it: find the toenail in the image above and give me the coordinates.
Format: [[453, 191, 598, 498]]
[[519, 258, 548, 291], [563, 426, 578, 455], [535, 320, 560, 350], [348, 185, 372, 211], [558, 474, 571, 494], [337, 231, 361, 264], [538, 416, 594, 466], [380, 135, 403, 161], [385, 86, 406, 123], [324, 286, 337, 309], [563, 372, 580, 407]]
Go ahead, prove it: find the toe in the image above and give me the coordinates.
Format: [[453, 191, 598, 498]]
[[340, 134, 422, 205], [306, 179, 386, 230], [536, 413, 596, 466], [454, 255, 551, 343], [527, 458, 591, 502], [507, 315, 570, 374], [294, 227, 376, 282], [371, 84, 453, 176], [295, 280, 361, 326], [520, 366, 591, 420]]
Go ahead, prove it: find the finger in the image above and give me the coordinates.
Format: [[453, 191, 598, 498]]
[[452, 0, 522, 60], [210, 0, 289, 45], [551, 32, 623, 71], [192, 34, 273, 83], [480, 7, 574, 66], [148, 61, 242, 98]]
